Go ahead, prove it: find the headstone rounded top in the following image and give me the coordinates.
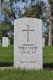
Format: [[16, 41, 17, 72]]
[[14, 18, 42, 24]]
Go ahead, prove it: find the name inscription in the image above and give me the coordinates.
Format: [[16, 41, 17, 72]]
[[18, 44, 38, 54]]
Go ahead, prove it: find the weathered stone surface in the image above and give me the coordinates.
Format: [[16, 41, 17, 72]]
[[14, 18, 43, 69]]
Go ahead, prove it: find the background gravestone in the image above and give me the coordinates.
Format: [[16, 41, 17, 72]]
[[0, 40, 1, 45], [43, 37, 45, 47], [8, 39, 10, 45], [14, 18, 43, 69], [2, 37, 9, 47]]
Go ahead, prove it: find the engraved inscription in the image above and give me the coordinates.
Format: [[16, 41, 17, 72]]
[[18, 44, 38, 54]]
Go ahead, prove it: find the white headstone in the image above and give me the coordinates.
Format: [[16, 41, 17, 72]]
[[43, 37, 45, 47], [14, 18, 43, 69], [2, 37, 9, 47], [8, 39, 10, 45], [0, 39, 1, 45]]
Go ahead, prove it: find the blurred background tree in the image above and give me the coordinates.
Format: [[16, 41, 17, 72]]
[[0, 0, 47, 45]]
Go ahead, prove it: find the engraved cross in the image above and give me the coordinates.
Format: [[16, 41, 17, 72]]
[[22, 25, 34, 42]]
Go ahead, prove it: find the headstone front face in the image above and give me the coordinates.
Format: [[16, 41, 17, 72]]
[[2, 37, 9, 47], [14, 18, 43, 69]]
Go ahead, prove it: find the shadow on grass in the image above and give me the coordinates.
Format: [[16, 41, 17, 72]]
[[0, 62, 13, 67], [0, 62, 53, 69], [43, 63, 53, 69]]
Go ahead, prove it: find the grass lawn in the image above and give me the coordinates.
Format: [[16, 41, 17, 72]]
[[0, 68, 53, 80], [0, 46, 53, 80], [0, 45, 13, 66], [43, 46, 53, 64]]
